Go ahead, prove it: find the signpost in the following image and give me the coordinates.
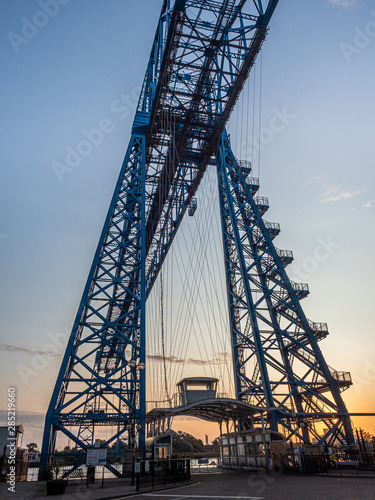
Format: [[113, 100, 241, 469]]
[[134, 461, 141, 474], [86, 448, 107, 487]]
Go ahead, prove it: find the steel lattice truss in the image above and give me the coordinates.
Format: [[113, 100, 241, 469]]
[[40, 0, 354, 478], [217, 133, 354, 445]]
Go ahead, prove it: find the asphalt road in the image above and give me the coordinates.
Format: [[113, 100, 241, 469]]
[[124, 471, 375, 500]]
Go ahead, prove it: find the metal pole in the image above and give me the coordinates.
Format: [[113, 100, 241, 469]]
[[131, 424, 135, 486], [136, 466, 140, 492]]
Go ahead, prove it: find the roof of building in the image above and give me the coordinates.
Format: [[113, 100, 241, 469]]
[[146, 398, 265, 423], [145, 430, 174, 448], [176, 377, 219, 386]]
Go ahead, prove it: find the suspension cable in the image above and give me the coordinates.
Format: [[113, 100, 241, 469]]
[[160, 267, 172, 406]]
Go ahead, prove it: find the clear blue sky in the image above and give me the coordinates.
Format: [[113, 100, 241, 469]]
[[0, 0, 374, 445]]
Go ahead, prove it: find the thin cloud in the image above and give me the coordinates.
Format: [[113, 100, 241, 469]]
[[306, 172, 329, 186], [147, 354, 184, 364], [0, 409, 45, 421], [0, 410, 46, 445], [320, 186, 364, 203], [328, 0, 360, 7], [147, 352, 230, 366], [0, 342, 62, 358], [362, 200, 374, 208]]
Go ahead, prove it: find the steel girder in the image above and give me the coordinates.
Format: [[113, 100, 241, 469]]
[[216, 133, 354, 445], [140, 0, 280, 292], [40, 0, 287, 475], [39, 133, 147, 476]]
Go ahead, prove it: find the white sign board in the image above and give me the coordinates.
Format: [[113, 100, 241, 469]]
[[134, 462, 141, 474], [86, 448, 107, 466]]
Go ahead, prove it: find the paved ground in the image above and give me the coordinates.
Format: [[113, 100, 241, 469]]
[[0, 476, 194, 500], [128, 471, 375, 500], [1, 477, 143, 499], [1, 471, 375, 500]]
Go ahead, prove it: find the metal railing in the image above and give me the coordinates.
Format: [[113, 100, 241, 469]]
[[301, 451, 375, 475], [133, 458, 191, 491], [264, 221, 280, 232], [308, 320, 328, 333], [190, 458, 220, 473], [255, 196, 269, 208], [291, 282, 309, 293], [330, 369, 352, 384]]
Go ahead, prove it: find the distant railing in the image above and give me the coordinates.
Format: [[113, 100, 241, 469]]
[[330, 370, 352, 383], [255, 196, 269, 207], [300, 451, 375, 475], [147, 391, 231, 413], [308, 321, 328, 333], [276, 249, 293, 263], [190, 457, 220, 473], [264, 221, 280, 232], [291, 282, 309, 293], [146, 397, 175, 412], [236, 158, 252, 177]]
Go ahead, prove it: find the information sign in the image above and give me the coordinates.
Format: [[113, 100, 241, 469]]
[[86, 448, 107, 466], [134, 461, 141, 474]]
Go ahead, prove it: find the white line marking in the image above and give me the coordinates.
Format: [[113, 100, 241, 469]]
[[141, 495, 264, 499]]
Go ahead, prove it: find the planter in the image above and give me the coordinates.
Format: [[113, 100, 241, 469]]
[[46, 479, 68, 496]]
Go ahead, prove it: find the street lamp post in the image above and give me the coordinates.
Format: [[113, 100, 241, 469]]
[[127, 359, 145, 486]]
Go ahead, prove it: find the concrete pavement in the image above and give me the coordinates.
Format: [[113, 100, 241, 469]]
[[0, 476, 194, 500], [1, 470, 375, 500]]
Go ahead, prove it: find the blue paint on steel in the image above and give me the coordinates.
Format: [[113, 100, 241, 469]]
[[39, 132, 147, 477], [40, 0, 355, 478], [216, 136, 277, 431], [215, 131, 354, 444]]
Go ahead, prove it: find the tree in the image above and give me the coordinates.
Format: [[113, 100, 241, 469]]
[[172, 430, 204, 454], [26, 442, 38, 453]]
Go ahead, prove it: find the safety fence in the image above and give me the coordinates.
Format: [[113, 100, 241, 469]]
[[132, 458, 191, 491], [190, 459, 220, 473], [291, 451, 375, 475]]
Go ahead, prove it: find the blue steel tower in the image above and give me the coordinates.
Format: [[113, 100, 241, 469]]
[[40, 0, 354, 477]]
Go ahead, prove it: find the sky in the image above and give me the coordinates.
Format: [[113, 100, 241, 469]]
[[0, 0, 374, 448]]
